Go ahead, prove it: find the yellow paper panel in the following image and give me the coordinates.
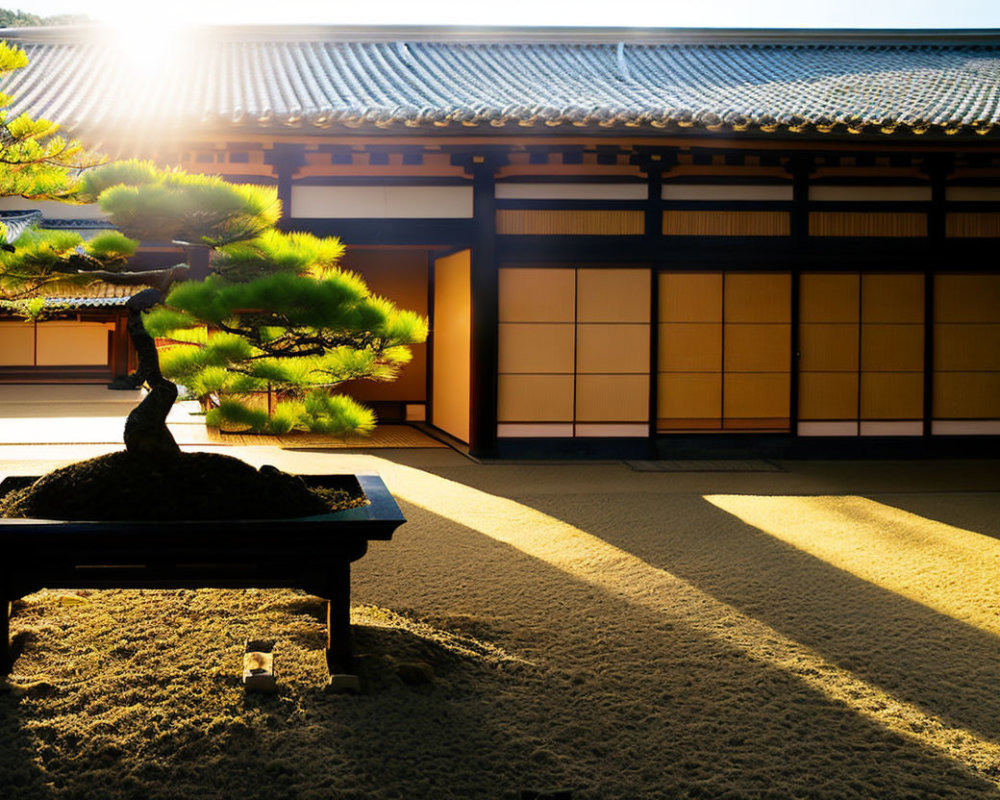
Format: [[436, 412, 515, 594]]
[[498, 268, 575, 322], [800, 273, 860, 322], [432, 250, 471, 443], [575, 374, 649, 422], [576, 324, 650, 374], [658, 273, 722, 322], [861, 324, 925, 372], [933, 372, 1000, 419], [933, 324, 1000, 371], [657, 372, 722, 420], [35, 322, 109, 366], [799, 323, 860, 372], [798, 372, 859, 420], [861, 274, 924, 323], [0, 323, 34, 366], [658, 323, 722, 371], [724, 324, 791, 372], [724, 273, 792, 323], [724, 373, 790, 419], [860, 372, 924, 420], [498, 374, 575, 422], [935, 274, 1000, 323], [498, 323, 575, 374], [577, 269, 650, 323]]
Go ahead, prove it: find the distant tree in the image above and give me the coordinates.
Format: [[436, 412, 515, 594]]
[[0, 39, 109, 313], [0, 41, 102, 201], [0, 9, 89, 26]]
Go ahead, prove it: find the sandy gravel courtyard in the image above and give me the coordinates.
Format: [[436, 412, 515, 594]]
[[2, 446, 1000, 799]]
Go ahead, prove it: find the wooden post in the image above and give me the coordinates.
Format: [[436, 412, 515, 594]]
[[325, 560, 352, 674], [185, 244, 212, 281], [2, 598, 10, 675]]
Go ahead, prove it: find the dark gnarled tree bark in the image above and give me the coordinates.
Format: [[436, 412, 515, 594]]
[[123, 288, 181, 458]]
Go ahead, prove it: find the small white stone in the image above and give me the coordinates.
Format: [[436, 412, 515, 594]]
[[243, 651, 277, 693]]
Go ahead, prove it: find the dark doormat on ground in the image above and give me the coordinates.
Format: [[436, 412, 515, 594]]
[[625, 459, 783, 472]]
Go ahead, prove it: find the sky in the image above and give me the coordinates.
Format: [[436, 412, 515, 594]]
[[6, 0, 1000, 30]]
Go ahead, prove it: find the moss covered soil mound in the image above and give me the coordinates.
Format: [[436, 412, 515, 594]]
[[0, 451, 364, 521]]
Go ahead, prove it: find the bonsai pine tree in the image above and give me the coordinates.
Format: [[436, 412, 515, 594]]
[[70, 160, 286, 455], [76, 161, 428, 441], [144, 232, 428, 435]]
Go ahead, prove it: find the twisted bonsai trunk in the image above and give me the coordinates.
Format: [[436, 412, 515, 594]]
[[123, 288, 180, 458]]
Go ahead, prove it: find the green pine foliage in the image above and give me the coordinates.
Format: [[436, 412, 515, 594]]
[[146, 231, 428, 436], [80, 160, 281, 246], [0, 227, 138, 301], [0, 41, 103, 201], [0, 41, 113, 314]]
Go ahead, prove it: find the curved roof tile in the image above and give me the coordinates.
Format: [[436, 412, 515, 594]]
[[1, 27, 999, 136]]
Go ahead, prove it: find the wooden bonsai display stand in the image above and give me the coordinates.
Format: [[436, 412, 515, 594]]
[[0, 473, 405, 677]]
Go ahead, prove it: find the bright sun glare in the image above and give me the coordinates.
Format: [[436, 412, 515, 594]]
[[98, 15, 189, 80]]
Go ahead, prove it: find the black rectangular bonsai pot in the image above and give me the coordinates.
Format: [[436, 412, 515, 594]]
[[0, 472, 406, 676]]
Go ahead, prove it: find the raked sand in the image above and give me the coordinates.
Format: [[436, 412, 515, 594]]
[[2, 447, 1000, 799]]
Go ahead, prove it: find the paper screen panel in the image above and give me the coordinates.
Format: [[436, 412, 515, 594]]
[[798, 372, 860, 420], [933, 373, 1000, 419], [861, 274, 924, 323], [575, 374, 649, 422], [861, 373, 924, 420], [0, 323, 34, 366], [498, 268, 576, 322], [658, 323, 722, 371], [724, 273, 792, 323], [498, 323, 575, 374], [724, 373, 791, 421], [657, 372, 722, 426], [724, 324, 791, 372], [861, 325, 925, 372], [658, 272, 722, 322], [800, 274, 860, 322], [576, 324, 649, 374], [577, 269, 650, 323], [498, 374, 575, 422]]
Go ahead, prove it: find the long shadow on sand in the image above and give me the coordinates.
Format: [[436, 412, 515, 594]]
[[354, 498, 1000, 799], [518, 488, 1000, 752]]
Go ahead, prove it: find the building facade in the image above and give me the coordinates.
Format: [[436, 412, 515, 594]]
[[1, 25, 999, 457]]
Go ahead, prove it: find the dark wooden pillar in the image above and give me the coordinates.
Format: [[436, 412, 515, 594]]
[[787, 156, 813, 432], [265, 143, 308, 227], [922, 155, 952, 436], [184, 244, 212, 281], [635, 151, 671, 445], [110, 310, 131, 382], [454, 151, 508, 458]]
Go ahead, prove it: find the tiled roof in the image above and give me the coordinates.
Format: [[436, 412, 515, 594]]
[[37, 281, 139, 308], [3, 26, 1000, 137], [0, 210, 42, 243]]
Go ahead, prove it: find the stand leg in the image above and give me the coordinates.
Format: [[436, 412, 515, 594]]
[[2, 599, 11, 676], [325, 561, 353, 675]]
